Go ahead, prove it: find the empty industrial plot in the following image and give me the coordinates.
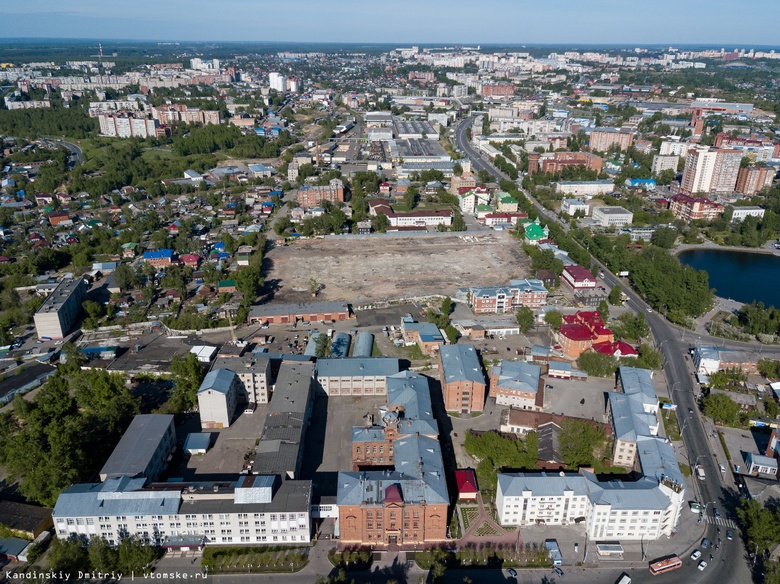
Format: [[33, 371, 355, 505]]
[[265, 232, 531, 304]]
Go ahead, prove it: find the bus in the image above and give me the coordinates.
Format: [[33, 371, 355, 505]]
[[649, 555, 682, 575]]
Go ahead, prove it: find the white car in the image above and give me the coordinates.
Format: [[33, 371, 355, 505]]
[[690, 550, 702, 561], [698, 560, 708, 571], [719, 464, 726, 473]]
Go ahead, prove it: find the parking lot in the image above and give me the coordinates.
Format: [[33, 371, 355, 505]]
[[718, 426, 771, 472], [167, 407, 268, 481], [544, 375, 617, 424]]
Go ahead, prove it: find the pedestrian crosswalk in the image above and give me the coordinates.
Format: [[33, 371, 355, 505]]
[[704, 515, 738, 529]]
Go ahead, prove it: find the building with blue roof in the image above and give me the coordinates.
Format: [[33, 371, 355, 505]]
[[330, 332, 351, 358], [316, 357, 399, 396], [400, 319, 444, 355], [198, 369, 240, 429], [352, 332, 375, 358], [143, 248, 175, 266], [384, 371, 438, 437]]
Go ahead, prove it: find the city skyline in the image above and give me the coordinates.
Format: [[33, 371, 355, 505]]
[[1, 0, 779, 46]]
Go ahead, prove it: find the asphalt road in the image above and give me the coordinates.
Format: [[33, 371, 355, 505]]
[[453, 115, 756, 584]]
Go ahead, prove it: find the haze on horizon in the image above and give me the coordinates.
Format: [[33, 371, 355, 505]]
[[1, 0, 779, 46]]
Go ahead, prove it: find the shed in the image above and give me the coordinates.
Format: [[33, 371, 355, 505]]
[[330, 332, 351, 359], [190, 345, 217, 363], [184, 433, 211, 455], [352, 332, 374, 357], [0, 537, 30, 562], [455, 469, 478, 501]]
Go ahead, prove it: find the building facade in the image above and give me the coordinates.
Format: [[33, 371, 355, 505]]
[[33, 277, 87, 340], [736, 166, 775, 195], [668, 194, 723, 221], [680, 147, 742, 195], [589, 128, 633, 152], [489, 360, 542, 410], [439, 344, 486, 413], [592, 206, 633, 227], [198, 369, 241, 429], [468, 279, 548, 314], [316, 358, 400, 396]]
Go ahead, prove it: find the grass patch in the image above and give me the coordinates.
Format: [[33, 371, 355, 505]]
[[679, 463, 692, 477], [327, 547, 372, 571], [474, 521, 502, 537], [718, 431, 732, 462], [201, 546, 308, 574], [461, 507, 480, 531], [371, 339, 382, 357], [404, 343, 425, 360], [592, 459, 629, 475]]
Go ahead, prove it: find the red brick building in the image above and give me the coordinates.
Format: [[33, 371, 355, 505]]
[[439, 344, 486, 413], [296, 179, 345, 208], [528, 151, 603, 176], [247, 301, 351, 325], [668, 194, 723, 221], [556, 311, 613, 359]]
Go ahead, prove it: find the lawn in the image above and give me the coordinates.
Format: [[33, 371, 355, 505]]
[[474, 521, 502, 537], [201, 546, 308, 574], [461, 507, 480, 531]]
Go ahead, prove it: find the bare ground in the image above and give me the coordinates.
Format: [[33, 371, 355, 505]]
[[263, 232, 531, 304]]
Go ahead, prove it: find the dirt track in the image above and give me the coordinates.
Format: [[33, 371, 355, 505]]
[[264, 232, 531, 304]]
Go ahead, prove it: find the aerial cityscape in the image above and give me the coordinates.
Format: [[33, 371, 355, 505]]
[[2, 10, 780, 584]]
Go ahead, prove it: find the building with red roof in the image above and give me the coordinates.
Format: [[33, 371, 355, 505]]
[[562, 265, 597, 290], [455, 469, 478, 501], [179, 254, 200, 268], [592, 341, 638, 358], [556, 311, 613, 359]]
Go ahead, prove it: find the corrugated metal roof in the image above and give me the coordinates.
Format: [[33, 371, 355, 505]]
[[99, 415, 174, 480], [439, 344, 485, 385], [198, 368, 237, 395]]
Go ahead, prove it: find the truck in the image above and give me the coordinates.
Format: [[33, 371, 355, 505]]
[[545, 539, 563, 565], [696, 465, 706, 481]]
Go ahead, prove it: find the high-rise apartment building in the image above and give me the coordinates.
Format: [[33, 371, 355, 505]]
[[680, 146, 742, 195], [269, 72, 287, 92]]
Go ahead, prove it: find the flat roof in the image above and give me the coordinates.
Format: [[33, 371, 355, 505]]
[[35, 277, 84, 314], [99, 415, 174, 480], [249, 301, 350, 318]]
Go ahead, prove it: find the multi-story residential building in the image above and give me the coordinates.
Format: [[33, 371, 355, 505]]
[[561, 199, 589, 216], [98, 113, 158, 138], [53, 475, 312, 547], [659, 140, 690, 157], [316, 358, 400, 396], [385, 209, 453, 228], [668, 194, 723, 221], [692, 345, 759, 376], [99, 415, 176, 482], [479, 83, 515, 97], [730, 206, 766, 222], [561, 265, 597, 290], [680, 146, 742, 195], [489, 360, 542, 410], [269, 72, 287, 92], [468, 279, 548, 314], [528, 152, 603, 175], [651, 154, 679, 174], [296, 179, 345, 208], [588, 128, 633, 152], [33, 277, 87, 340], [456, 186, 491, 215], [438, 344, 486, 413], [198, 369, 241, 430], [592, 206, 633, 227], [498, 367, 684, 542], [211, 353, 272, 404], [736, 166, 775, 195]]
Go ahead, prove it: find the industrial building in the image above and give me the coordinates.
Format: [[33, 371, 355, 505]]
[[197, 369, 241, 430], [316, 358, 400, 396], [99, 414, 176, 482]]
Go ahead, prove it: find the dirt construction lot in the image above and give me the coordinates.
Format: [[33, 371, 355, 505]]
[[265, 232, 530, 304]]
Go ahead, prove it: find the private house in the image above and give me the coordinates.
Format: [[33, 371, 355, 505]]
[[143, 249, 175, 267], [455, 470, 478, 501], [438, 344, 486, 413], [489, 360, 543, 410], [197, 369, 241, 429], [400, 317, 445, 355]]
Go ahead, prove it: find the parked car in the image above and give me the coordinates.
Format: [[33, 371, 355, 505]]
[[701, 538, 710, 548], [545, 384, 554, 389], [714, 508, 721, 519], [691, 550, 702, 560], [507, 568, 518, 578], [553, 567, 565, 578], [698, 561, 708, 571], [727, 530, 734, 541]]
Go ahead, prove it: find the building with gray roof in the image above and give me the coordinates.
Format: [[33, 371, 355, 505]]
[[210, 354, 271, 404], [99, 414, 176, 482], [330, 332, 351, 359], [53, 475, 312, 547], [490, 360, 542, 410], [438, 344, 486, 413], [253, 361, 313, 479], [247, 301, 351, 325], [497, 366, 684, 541], [384, 371, 438, 437], [33, 277, 86, 340], [198, 368, 240, 429], [316, 357, 399, 396], [352, 332, 374, 358]]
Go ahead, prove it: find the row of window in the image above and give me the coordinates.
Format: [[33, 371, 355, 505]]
[[59, 512, 307, 525]]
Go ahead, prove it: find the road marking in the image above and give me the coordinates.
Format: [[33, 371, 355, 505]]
[[704, 516, 737, 528]]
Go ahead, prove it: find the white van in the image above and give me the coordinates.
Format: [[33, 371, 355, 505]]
[[616, 574, 631, 584]]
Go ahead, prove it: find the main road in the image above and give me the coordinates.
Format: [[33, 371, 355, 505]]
[[453, 115, 754, 584]]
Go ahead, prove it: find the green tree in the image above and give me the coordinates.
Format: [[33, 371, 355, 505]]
[[82, 299, 105, 320], [47, 537, 90, 574], [309, 278, 320, 297], [703, 392, 741, 426], [167, 353, 205, 413], [234, 267, 263, 307], [515, 306, 535, 333], [114, 263, 139, 291], [737, 498, 780, 553], [578, 352, 618, 377], [608, 285, 623, 306], [544, 310, 562, 331], [117, 536, 158, 574], [597, 300, 609, 322], [315, 333, 331, 358], [453, 162, 463, 176], [404, 186, 418, 211], [559, 419, 606, 468], [89, 536, 119, 572], [445, 325, 459, 344], [651, 226, 678, 249], [759, 359, 780, 379], [441, 297, 453, 317]]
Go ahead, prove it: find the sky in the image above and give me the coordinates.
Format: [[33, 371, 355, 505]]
[[1, 0, 779, 47]]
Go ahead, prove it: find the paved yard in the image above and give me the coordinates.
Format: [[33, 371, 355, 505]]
[[544, 376, 617, 424], [718, 426, 770, 471]]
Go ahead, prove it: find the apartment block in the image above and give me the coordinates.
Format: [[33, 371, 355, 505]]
[[680, 146, 742, 195], [438, 344, 486, 413], [468, 279, 548, 314], [211, 353, 272, 404], [651, 154, 679, 174], [668, 194, 723, 221], [736, 165, 775, 195], [529, 151, 603, 175], [98, 113, 158, 139], [588, 128, 633, 152], [33, 277, 87, 340], [198, 369, 241, 429], [296, 179, 345, 208]]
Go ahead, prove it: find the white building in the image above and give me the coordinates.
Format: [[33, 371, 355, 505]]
[[315, 358, 400, 396], [660, 141, 690, 157], [555, 180, 614, 199], [211, 354, 272, 404], [497, 367, 685, 542], [457, 188, 491, 215], [592, 206, 633, 227], [731, 206, 766, 222], [269, 72, 287, 92], [197, 369, 240, 429], [651, 154, 679, 174], [561, 198, 589, 216], [52, 475, 312, 547]]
